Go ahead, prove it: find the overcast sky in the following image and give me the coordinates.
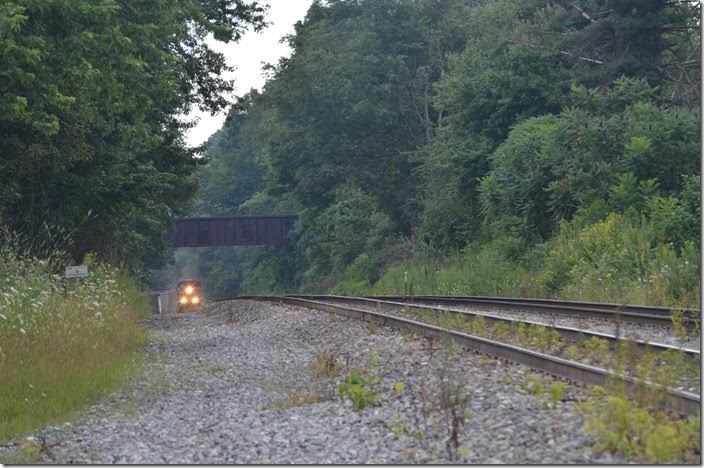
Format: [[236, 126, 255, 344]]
[[184, 0, 314, 147]]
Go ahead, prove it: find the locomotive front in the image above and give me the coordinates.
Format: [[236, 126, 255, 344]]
[[177, 280, 202, 312]]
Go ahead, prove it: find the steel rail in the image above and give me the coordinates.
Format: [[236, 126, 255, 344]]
[[283, 295, 700, 359], [374, 295, 698, 317], [242, 295, 700, 416], [288, 294, 700, 330]]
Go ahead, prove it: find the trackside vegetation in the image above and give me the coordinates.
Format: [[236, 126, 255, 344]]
[[0, 239, 149, 441], [335, 209, 700, 309]]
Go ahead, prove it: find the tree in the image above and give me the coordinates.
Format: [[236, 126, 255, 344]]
[[415, 0, 700, 251], [0, 0, 265, 271], [479, 78, 699, 240]]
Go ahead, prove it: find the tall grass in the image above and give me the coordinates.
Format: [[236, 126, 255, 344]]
[[0, 241, 148, 441], [334, 213, 700, 309]]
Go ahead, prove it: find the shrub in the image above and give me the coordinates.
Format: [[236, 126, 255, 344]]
[[539, 213, 700, 307], [582, 391, 700, 463]]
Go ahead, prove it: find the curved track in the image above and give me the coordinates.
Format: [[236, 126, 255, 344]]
[[238, 295, 701, 416], [292, 294, 700, 329], [287, 295, 700, 357]]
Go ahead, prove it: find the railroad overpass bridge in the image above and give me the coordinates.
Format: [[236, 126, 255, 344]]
[[154, 215, 296, 313], [168, 215, 297, 247]]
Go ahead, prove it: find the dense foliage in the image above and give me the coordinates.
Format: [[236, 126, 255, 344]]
[[0, 0, 265, 272], [164, 0, 699, 307]]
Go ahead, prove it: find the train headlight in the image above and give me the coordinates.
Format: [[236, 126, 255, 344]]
[[185, 286, 194, 295], [191, 296, 200, 304], [179, 297, 188, 305]]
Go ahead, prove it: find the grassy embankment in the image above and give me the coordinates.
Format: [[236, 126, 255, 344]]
[[0, 243, 149, 441], [332, 212, 700, 309]]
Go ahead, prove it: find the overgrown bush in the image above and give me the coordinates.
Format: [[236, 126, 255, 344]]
[[362, 208, 699, 309], [582, 389, 700, 463], [540, 212, 700, 307]]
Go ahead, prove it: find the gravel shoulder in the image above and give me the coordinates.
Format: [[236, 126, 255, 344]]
[[3, 299, 629, 463]]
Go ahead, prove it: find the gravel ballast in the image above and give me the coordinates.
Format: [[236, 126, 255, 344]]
[[4, 299, 631, 463]]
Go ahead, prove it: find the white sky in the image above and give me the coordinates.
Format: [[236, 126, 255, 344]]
[[184, 0, 314, 147]]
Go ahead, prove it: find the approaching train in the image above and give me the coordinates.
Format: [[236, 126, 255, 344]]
[[177, 279, 203, 312]]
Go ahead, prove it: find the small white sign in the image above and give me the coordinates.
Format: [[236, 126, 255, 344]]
[[65, 265, 89, 278]]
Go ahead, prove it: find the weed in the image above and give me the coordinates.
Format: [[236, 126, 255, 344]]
[[473, 315, 488, 337], [401, 448, 417, 462], [631, 349, 665, 407], [338, 373, 378, 410], [415, 347, 473, 462], [527, 324, 552, 352], [445, 340, 462, 358], [549, 381, 567, 403], [310, 349, 341, 379], [491, 321, 510, 341], [584, 336, 610, 365], [516, 322, 528, 345], [143, 378, 171, 404], [119, 401, 139, 419], [434, 368, 471, 461], [365, 348, 379, 369], [581, 390, 700, 463], [0, 439, 43, 464], [528, 377, 544, 398], [204, 364, 229, 374], [420, 310, 436, 325], [149, 333, 169, 345], [565, 345, 581, 361], [400, 329, 415, 343], [390, 413, 406, 436], [394, 381, 405, 396], [653, 349, 698, 394], [264, 390, 329, 410], [579, 333, 702, 464], [670, 309, 689, 344], [548, 328, 563, 349], [192, 363, 229, 374], [612, 340, 637, 376]]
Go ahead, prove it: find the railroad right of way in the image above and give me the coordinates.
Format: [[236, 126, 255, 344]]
[[3, 299, 644, 463]]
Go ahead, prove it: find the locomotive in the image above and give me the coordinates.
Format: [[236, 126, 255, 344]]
[[177, 279, 203, 312]]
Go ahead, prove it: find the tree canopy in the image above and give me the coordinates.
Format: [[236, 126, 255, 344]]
[[0, 0, 265, 271], [177, 0, 698, 298]]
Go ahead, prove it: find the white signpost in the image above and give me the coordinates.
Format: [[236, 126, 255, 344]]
[[65, 265, 89, 278]]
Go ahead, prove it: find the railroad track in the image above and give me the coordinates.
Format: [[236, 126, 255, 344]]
[[235, 295, 700, 416], [377, 294, 698, 316], [285, 295, 700, 357], [291, 294, 700, 329]]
